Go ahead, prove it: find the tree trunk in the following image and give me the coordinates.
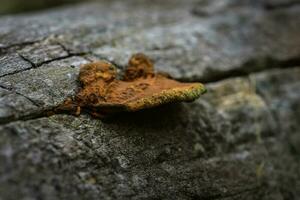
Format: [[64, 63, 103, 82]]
[[0, 0, 300, 199]]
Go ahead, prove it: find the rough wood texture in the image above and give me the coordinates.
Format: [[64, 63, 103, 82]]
[[0, 0, 300, 199]]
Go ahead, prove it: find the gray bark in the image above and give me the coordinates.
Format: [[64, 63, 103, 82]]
[[0, 0, 300, 199]]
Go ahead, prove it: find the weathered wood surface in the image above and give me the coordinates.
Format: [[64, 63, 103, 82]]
[[0, 0, 300, 199]]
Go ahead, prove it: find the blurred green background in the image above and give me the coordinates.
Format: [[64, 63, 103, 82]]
[[0, 0, 88, 15]]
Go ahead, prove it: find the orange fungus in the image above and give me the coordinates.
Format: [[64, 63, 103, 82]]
[[58, 53, 206, 117]]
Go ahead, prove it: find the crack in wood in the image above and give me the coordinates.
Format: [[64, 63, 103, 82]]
[[264, 1, 300, 10]]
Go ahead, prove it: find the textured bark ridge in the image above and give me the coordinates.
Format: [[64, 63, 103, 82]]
[[0, 0, 300, 199]]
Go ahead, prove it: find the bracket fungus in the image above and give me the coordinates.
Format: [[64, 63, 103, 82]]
[[58, 53, 206, 117]]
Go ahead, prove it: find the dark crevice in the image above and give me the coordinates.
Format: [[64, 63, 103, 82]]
[[0, 109, 44, 125], [56, 42, 96, 63], [264, 1, 300, 10], [35, 52, 87, 67], [55, 42, 73, 55], [193, 187, 258, 200], [31, 44, 89, 67], [0, 85, 55, 125], [186, 56, 300, 84], [0, 52, 89, 79], [0, 108, 55, 125], [0, 68, 33, 78], [0, 97, 81, 125], [0, 38, 90, 78], [0, 40, 42, 55], [14, 91, 40, 107], [0, 53, 36, 78], [0, 84, 40, 107], [18, 53, 36, 67]]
